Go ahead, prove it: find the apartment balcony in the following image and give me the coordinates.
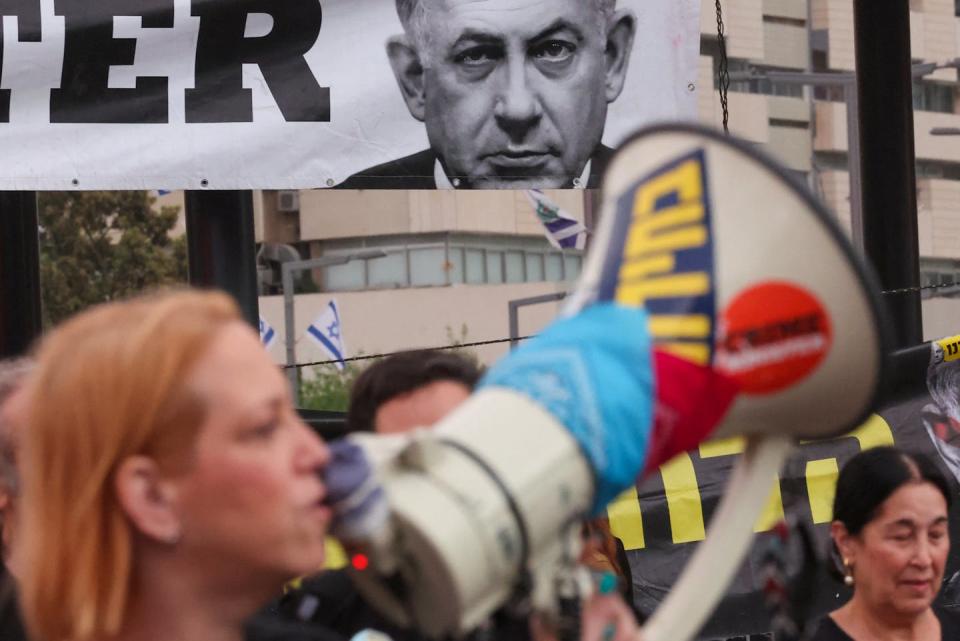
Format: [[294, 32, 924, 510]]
[[910, 8, 960, 82], [916, 111, 960, 164], [815, 173, 960, 264], [918, 178, 960, 260], [810, 0, 855, 71], [697, 57, 769, 142], [814, 100, 960, 164], [813, 101, 849, 153], [700, 0, 763, 60], [813, 0, 960, 76]]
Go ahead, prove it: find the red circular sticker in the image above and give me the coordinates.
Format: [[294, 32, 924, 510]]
[[715, 282, 832, 395]]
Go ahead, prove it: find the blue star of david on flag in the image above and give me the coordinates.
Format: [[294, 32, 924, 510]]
[[306, 299, 347, 371]]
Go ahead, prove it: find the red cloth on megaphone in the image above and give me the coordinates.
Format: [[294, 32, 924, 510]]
[[642, 349, 740, 477]]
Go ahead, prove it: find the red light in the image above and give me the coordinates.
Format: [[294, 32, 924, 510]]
[[351, 553, 369, 571]]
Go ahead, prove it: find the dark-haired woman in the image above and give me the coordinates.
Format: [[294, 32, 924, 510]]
[[810, 447, 960, 641]]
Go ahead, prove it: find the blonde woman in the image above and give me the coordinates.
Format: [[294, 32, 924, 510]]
[[18, 291, 331, 641]]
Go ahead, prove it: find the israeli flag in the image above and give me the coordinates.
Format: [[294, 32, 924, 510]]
[[526, 189, 588, 251], [306, 300, 347, 371], [258, 316, 276, 349]]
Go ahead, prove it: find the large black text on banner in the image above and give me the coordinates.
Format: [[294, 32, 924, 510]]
[[0, 0, 330, 124]]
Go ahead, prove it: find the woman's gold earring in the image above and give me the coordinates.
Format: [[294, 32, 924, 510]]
[[843, 558, 854, 587]]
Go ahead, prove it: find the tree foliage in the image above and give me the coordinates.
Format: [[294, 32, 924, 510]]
[[298, 364, 362, 412], [38, 191, 187, 326]]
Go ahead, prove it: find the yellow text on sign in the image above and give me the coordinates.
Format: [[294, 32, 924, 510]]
[[615, 156, 712, 366], [937, 334, 960, 362], [607, 415, 894, 549]]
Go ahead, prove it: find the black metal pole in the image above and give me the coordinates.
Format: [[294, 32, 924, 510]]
[[184, 190, 259, 328], [853, 0, 923, 349], [883, 341, 933, 408], [0, 192, 43, 357]]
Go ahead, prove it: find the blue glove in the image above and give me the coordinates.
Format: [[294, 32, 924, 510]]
[[322, 439, 389, 542], [479, 303, 654, 513]]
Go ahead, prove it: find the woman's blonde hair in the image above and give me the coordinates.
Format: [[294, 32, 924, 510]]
[[19, 289, 241, 641]]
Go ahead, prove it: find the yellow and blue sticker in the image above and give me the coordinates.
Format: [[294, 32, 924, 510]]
[[598, 149, 716, 366]]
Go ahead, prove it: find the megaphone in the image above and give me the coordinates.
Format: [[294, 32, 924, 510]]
[[583, 124, 889, 641], [340, 124, 889, 641]]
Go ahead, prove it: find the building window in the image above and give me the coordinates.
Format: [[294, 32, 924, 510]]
[[920, 259, 960, 298], [726, 60, 804, 98], [504, 251, 525, 283], [322, 261, 365, 291], [564, 254, 583, 280], [310, 233, 581, 293], [545, 254, 564, 281], [813, 85, 845, 103], [465, 249, 485, 284], [486, 251, 504, 283], [367, 252, 407, 289], [525, 253, 545, 282], [410, 247, 447, 287], [913, 80, 955, 114]]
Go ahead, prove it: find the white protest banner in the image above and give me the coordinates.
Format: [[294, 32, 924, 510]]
[[0, 0, 699, 190]]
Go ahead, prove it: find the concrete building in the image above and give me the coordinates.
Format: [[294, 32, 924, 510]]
[[697, 0, 960, 338], [255, 189, 586, 370]]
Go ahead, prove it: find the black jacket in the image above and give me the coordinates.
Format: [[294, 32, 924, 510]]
[[249, 569, 534, 641], [337, 146, 615, 190], [0, 565, 27, 641]]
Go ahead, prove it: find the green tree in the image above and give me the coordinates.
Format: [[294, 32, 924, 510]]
[[38, 191, 187, 326]]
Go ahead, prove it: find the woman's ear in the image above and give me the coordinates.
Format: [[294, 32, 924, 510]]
[[115, 456, 182, 546], [831, 520, 856, 565]]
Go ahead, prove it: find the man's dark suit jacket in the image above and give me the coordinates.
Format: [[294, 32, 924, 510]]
[[337, 145, 615, 189]]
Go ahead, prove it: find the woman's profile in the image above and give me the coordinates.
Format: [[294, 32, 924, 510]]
[[17, 290, 332, 641], [810, 447, 960, 641]]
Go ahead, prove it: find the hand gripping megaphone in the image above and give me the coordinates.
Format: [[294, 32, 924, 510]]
[[337, 124, 889, 641]]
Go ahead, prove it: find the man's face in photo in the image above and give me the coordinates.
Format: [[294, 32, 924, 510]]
[[389, 0, 635, 189]]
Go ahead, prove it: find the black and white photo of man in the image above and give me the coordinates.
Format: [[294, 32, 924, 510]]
[[921, 355, 960, 484], [338, 0, 636, 189]]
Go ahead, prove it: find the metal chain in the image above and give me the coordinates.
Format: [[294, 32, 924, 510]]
[[715, 0, 731, 134], [282, 335, 535, 369], [882, 281, 960, 296]]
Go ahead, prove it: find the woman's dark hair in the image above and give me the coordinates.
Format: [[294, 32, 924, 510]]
[[830, 447, 952, 578], [346, 349, 482, 432], [834, 447, 952, 535]]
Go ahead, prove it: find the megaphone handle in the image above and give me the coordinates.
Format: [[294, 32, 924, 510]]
[[638, 434, 794, 641]]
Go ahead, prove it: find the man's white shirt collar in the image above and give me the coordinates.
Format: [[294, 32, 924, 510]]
[[434, 160, 591, 190]]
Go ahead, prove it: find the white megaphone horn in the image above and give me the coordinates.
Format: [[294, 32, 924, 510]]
[[340, 123, 890, 641], [570, 123, 889, 641]]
